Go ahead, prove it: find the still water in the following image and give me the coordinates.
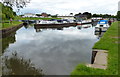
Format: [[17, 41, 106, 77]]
[[2, 24, 99, 75]]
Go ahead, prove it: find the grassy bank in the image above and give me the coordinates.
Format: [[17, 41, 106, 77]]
[[0, 16, 61, 29], [0, 21, 23, 30], [71, 21, 119, 75], [15, 16, 61, 20]]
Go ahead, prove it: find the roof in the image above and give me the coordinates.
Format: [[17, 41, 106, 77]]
[[98, 20, 108, 24]]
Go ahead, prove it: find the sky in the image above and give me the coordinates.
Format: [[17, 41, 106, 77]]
[[1, 0, 120, 15], [118, 1, 120, 11]]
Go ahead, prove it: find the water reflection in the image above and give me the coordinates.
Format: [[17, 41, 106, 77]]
[[23, 24, 34, 29], [2, 24, 98, 75], [2, 52, 43, 75], [95, 31, 105, 39], [35, 27, 63, 32], [2, 32, 16, 53]]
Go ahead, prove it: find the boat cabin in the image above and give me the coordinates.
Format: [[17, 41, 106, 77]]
[[96, 20, 109, 27], [95, 20, 110, 32]]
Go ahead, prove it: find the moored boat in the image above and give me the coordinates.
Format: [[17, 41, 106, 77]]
[[34, 20, 77, 29], [95, 20, 109, 32]]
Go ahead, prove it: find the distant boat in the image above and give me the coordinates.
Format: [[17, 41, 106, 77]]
[[77, 20, 92, 25], [34, 20, 77, 28], [95, 20, 110, 32]]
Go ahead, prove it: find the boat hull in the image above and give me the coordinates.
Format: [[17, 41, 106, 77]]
[[95, 27, 109, 32], [34, 23, 77, 29]]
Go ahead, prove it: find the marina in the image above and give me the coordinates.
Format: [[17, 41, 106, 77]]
[[2, 22, 99, 75], [1, 0, 118, 75]]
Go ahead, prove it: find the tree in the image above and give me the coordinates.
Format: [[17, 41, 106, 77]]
[[36, 14, 41, 17], [2, 0, 31, 12], [1, 2, 16, 19], [83, 12, 92, 19], [75, 12, 81, 16], [70, 13, 73, 16], [51, 14, 58, 18], [102, 14, 111, 18], [117, 11, 120, 20], [92, 14, 99, 17]]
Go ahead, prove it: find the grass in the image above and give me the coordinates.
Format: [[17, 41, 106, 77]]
[[71, 21, 119, 75], [0, 20, 23, 30], [14, 16, 61, 20], [0, 16, 61, 30]]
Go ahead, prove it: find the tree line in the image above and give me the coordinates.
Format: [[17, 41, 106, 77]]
[[74, 12, 117, 19]]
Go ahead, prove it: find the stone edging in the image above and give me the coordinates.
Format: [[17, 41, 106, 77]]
[[0, 23, 23, 38]]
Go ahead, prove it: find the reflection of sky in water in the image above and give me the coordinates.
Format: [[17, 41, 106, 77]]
[[3, 25, 98, 75]]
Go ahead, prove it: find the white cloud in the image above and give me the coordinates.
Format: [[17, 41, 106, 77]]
[[119, 1, 120, 11], [15, 0, 120, 15]]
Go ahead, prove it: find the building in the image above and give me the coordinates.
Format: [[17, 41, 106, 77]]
[[22, 13, 38, 17], [75, 14, 87, 20], [41, 13, 48, 17], [57, 16, 75, 20]]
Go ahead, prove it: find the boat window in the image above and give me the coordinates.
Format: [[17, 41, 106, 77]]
[[100, 22, 105, 24], [100, 25, 103, 27]]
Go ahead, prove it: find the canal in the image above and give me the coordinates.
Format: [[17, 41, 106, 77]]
[[2, 23, 99, 75]]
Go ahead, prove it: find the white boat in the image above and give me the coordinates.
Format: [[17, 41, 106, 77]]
[[37, 20, 58, 24], [95, 20, 109, 32], [77, 19, 92, 25]]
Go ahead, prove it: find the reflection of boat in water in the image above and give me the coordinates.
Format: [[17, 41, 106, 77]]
[[34, 23, 77, 27], [95, 31, 105, 39], [82, 24, 91, 28], [35, 27, 63, 32], [77, 24, 91, 29], [95, 20, 109, 32]]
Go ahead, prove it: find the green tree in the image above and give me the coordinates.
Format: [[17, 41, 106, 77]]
[[36, 14, 41, 17], [0, 2, 16, 20], [2, 0, 31, 12], [92, 14, 99, 17], [117, 11, 120, 20], [83, 12, 92, 19]]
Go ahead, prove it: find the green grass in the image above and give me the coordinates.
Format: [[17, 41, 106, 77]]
[[14, 16, 61, 20], [0, 20, 23, 30], [0, 16, 61, 29], [71, 21, 119, 75]]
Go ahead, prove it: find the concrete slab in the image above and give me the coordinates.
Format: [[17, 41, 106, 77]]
[[94, 51, 108, 65], [87, 49, 108, 69]]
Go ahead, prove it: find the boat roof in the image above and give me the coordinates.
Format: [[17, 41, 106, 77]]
[[98, 20, 108, 24]]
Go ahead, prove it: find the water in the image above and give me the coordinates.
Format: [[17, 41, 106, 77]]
[[2, 24, 99, 75]]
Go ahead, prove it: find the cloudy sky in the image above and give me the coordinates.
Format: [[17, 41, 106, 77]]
[[10, 0, 120, 15]]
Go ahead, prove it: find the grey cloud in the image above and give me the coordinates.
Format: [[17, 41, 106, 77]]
[[18, 0, 119, 15]]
